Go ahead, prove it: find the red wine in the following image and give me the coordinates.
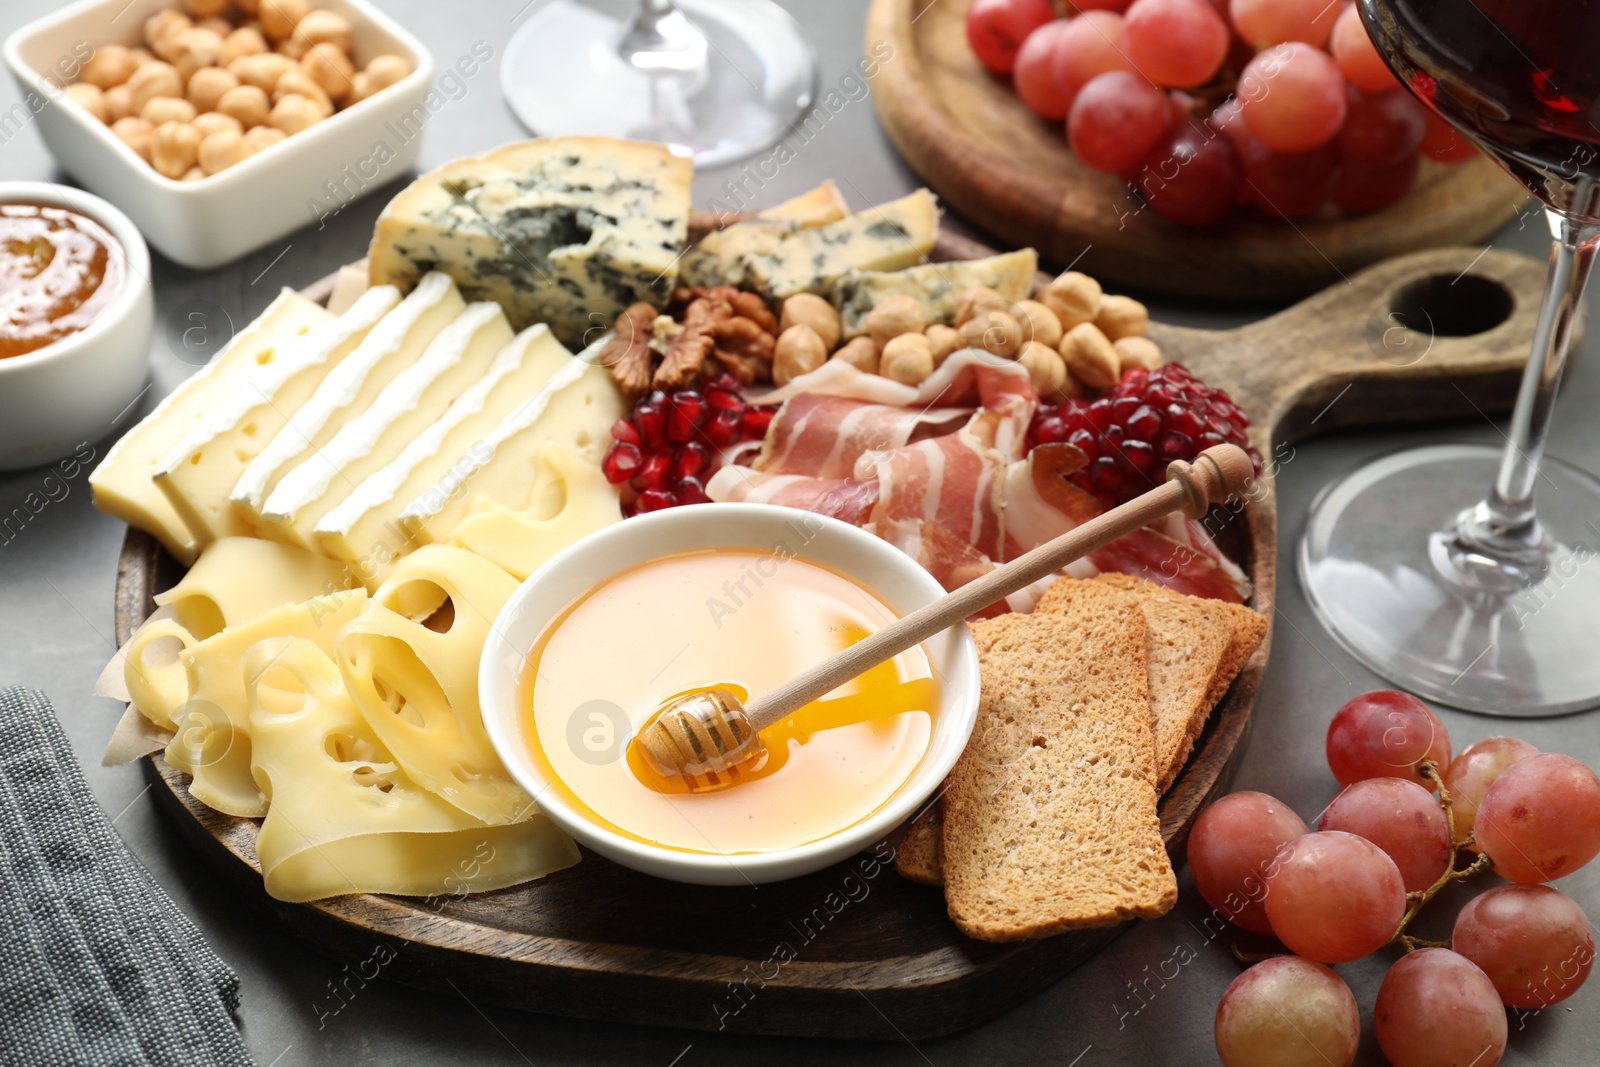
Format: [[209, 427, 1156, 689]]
[[1360, 0, 1600, 220]]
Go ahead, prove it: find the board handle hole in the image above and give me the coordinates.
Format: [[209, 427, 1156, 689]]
[[1388, 273, 1514, 338]]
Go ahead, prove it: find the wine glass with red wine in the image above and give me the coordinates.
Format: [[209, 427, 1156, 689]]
[[1300, 0, 1600, 715]]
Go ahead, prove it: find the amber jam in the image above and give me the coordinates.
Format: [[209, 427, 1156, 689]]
[[521, 548, 939, 854], [0, 202, 124, 360]]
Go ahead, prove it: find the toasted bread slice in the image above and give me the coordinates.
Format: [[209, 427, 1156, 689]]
[[941, 608, 1176, 941], [894, 803, 945, 885]]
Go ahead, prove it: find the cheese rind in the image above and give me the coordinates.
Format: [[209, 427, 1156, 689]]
[[679, 180, 851, 288], [153, 287, 398, 549], [258, 303, 514, 548], [745, 189, 941, 300], [367, 136, 693, 348], [830, 249, 1040, 339], [231, 273, 464, 518], [87, 290, 333, 564]]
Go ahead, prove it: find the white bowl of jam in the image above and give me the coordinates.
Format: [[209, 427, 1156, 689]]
[[0, 182, 152, 471], [481, 503, 982, 886]]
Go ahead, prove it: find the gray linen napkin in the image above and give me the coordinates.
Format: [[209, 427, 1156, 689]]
[[0, 687, 255, 1067]]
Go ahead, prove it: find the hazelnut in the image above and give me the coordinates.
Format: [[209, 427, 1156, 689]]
[[143, 10, 192, 60], [273, 70, 332, 114], [778, 293, 841, 351], [228, 51, 295, 92], [924, 323, 960, 366], [881, 333, 935, 385], [151, 120, 202, 179], [126, 61, 182, 114], [1095, 294, 1149, 341], [1059, 323, 1120, 389], [1010, 299, 1063, 350], [169, 26, 224, 81], [259, 0, 310, 41], [242, 124, 287, 153], [181, 165, 206, 181], [182, 0, 229, 17], [268, 93, 325, 134], [196, 16, 233, 37], [1042, 271, 1102, 330], [364, 54, 413, 91], [111, 116, 154, 160], [960, 308, 1022, 359], [65, 83, 106, 123], [773, 325, 828, 386], [192, 110, 243, 138], [199, 129, 251, 175], [343, 71, 376, 106], [955, 285, 1005, 327], [1113, 336, 1163, 374], [219, 27, 269, 67], [186, 66, 238, 112], [128, 47, 156, 66], [290, 11, 353, 57], [216, 84, 270, 127], [866, 294, 925, 349], [300, 42, 355, 101], [831, 336, 879, 375], [80, 45, 139, 89], [141, 95, 198, 126], [103, 84, 134, 123], [1018, 341, 1068, 400], [236, 0, 261, 13]]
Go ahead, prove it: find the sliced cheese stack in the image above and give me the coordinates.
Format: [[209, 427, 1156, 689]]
[[88, 290, 334, 565], [230, 272, 466, 524], [152, 287, 401, 548], [311, 323, 576, 583], [256, 302, 514, 549]]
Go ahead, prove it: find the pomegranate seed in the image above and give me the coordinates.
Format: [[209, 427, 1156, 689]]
[[1086, 398, 1113, 430], [1089, 456, 1127, 493], [1167, 405, 1206, 437], [611, 418, 640, 446], [1126, 404, 1162, 439], [621, 500, 638, 519], [1110, 396, 1141, 423], [601, 441, 643, 484], [1121, 439, 1155, 473], [1103, 424, 1125, 448], [1153, 430, 1194, 462], [636, 487, 677, 512], [675, 442, 709, 480], [678, 476, 711, 505], [667, 391, 706, 442], [1035, 415, 1069, 444], [704, 409, 742, 447], [1145, 385, 1176, 408], [634, 401, 666, 448], [741, 406, 774, 439], [1200, 431, 1227, 449], [707, 388, 745, 413], [635, 452, 672, 491], [1067, 428, 1098, 460]]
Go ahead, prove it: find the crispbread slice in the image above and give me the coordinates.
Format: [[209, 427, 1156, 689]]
[[1040, 577, 1232, 791], [941, 608, 1176, 941], [894, 803, 944, 885]]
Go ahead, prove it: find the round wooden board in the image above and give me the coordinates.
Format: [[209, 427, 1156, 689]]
[[114, 233, 1552, 1039], [866, 0, 1529, 300]]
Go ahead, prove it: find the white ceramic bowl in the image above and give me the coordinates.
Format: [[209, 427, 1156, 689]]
[[4, 0, 434, 268], [480, 504, 981, 886], [0, 182, 152, 471]]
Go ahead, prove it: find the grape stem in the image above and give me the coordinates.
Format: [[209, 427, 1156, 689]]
[[1388, 760, 1492, 952]]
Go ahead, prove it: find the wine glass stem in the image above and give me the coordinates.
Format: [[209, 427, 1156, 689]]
[[1460, 209, 1598, 557]]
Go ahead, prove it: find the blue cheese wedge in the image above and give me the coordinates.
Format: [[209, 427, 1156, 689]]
[[679, 180, 851, 288], [744, 189, 941, 300], [830, 249, 1040, 339], [366, 136, 692, 349]]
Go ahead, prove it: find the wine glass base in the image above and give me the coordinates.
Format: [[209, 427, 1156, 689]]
[[501, 0, 816, 168], [1299, 443, 1600, 717]]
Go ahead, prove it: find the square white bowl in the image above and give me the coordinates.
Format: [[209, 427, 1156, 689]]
[[4, 0, 435, 268]]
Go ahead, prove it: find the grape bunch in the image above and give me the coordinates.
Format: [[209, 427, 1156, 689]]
[[965, 0, 1478, 226], [1189, 689, 1600, 1067]]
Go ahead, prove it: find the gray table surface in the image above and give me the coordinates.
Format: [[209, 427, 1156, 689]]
[[2, 1, 1597, 1063]]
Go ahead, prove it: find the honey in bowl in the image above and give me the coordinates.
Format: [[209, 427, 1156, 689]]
[[522, 548, 938, 854], [0, 202, 125, 360]]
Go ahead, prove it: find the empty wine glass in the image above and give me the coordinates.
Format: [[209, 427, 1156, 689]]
[[1299, 0, 1600, 715], [501, 0, 816, 167]]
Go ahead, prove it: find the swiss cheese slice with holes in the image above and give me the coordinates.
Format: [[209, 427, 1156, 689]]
[[150, 536, 353, 641], [245, 637, 579, 902], [397, 355, 623, 548], [88, 290, 333, 565], [311, 324, 578, 583], [257, 303, 514, 549], [230, 273, 465, 522], [167, 589, 367, 818], [337, 546, 531, 825], [122, 610, 194, 730], [152, 287, 399, 550], [446, 445, 621, 580]]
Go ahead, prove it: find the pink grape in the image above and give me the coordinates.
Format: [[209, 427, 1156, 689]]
[[1334, 153, 1419, 212], [1241, 138, 1339, 216], [1230, 0, 1337, 49], [1454, 884, 1595, 1008], [967, 0, 1056, 74], [1071, 0, 1132, 10], [1317, 777, 1449, 893], [1238, 42, 1349, 153], [1339, 84, 1426, 164], [1476, 753, 1600, 883], [1068, 71, 1170, 173], [1051, 12, 1133, 111], [1375, 949, 1508, 1067], [1214, 957, 1359, 1067], [1188, 791, 1309, 934], [1123, 0, 1230, 89], [1014, 21, 1074, 119], [1135, 119, 1243, 226], [1330, 3, 1398, 91], [1264, 830, 1406, 962], [1325, 689, 1451, 789], [1444, 736, 1539, 848]]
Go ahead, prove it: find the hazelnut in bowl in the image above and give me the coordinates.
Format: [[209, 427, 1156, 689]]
[[3, 0, 435, 268], [0, 181, 152, 470]]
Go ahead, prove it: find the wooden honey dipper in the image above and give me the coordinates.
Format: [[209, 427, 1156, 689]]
[[636, 443, 1257, 791]]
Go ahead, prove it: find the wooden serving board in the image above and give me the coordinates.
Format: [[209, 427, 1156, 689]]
[[114, 235, 1548, 1040], [867, 0, 1529, 300]]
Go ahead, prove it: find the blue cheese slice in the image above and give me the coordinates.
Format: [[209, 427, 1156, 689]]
[[679, 180, 851, 288], [830, 249, 1040, 339], [744, 189, 941, 300], [366, 136, 692, 349]]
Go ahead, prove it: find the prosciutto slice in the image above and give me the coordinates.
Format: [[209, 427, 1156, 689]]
[[704, 467, 879, 524], [755, 393, 968, 478]]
